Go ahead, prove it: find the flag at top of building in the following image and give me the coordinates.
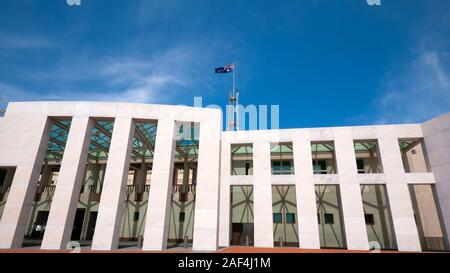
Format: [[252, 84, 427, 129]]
[[214, 63, 234, 73]]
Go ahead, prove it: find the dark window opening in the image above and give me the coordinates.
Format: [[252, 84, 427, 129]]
[[356, 159, 365, 173], [365, 214, 375, 225], [324, 213, 334, 224], [133, 211, 140, 222], [179, 212, 185, 222], [286, 213, 296, 224], [313, 160, 327, 174], [273, 213, 282, 223]]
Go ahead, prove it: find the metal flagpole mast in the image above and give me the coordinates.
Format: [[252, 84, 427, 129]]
[[234, 62, 239, 131], [227, 62, 238, 131], [232, 62, 235, 131]]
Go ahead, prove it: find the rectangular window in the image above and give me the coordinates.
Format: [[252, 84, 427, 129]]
[[354, 140, 383, 173], [271, 143, 294, 175], [409, 184, 448, 251], [231, 144, 253, 176], [356, 159, 365, 173], [311, 142, 337, 174], [324, 213, 334, 224], [133, 211, 140, 222], [286, 213, 296, 224], [364, 214, 374, 225], [231, 185, 254, 246], [316, 185, 346, 248], [312, 160, 327, 174], [399, 138, 431, 173], [361, 184, 397, 250], [273, 213, 283, 223], [179, 212, 185, 222], [167, 121, 199, 248]]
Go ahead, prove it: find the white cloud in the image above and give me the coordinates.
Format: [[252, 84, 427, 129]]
[[375, 51, 450, 124], [2, 42, 216, 104]]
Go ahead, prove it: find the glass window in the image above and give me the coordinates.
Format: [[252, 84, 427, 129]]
[[179, 212, 185, 222], [231, 144, 253, 175], [354, 140, 383, 173], [409, 184, 448, 251], [271, 143, 294, 175], [399, 139, 431, 173], [272, 185, 299, 247], [167, 121, 200, 248], [313, 160, 327, 174], [324, 213, 334, 224], [311, 142, 337, 174], [360, 184, 397, 250], [356, 159, 365, 174], [286, 213, 296, 224], [133, 211, 140, 222], [365, 214, 374, 225], [273, 213, 282, 223], [231, 185, 254, 246], [315, 185, 346, 248]]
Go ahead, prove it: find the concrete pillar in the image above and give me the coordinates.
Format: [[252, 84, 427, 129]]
[[422, 113, 450, 248], [252, 141, 274, 247], [293, 135, 321, 249], [218, 140, 231, 247], [135, 160, 147, 193], [142, 119, 175, 250], [334, 128, 369, 250], [192, 119, 222, 251], [0, 117, 50, 248], [378, 128, 421, 251], [91, 117, 135, 250], [41, 117, 93, 249]]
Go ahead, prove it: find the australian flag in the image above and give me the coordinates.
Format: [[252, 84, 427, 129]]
[[214, 63, 234, 73]]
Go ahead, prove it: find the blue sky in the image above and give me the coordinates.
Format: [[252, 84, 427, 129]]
[[0, 0, 449, 129]]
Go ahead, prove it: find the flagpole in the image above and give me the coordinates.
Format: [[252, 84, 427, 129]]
[[234, 62, 239, 131]]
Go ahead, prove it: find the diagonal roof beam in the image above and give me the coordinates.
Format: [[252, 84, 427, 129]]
[[90, 140, 109, 153], [52, 119, 71, 132], [49, 137, 66, 148], [134, 126, 154, 151], [93, 121, 112, 139]]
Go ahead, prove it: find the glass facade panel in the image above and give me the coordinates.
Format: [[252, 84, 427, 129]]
[[354, 140, 383, 173], [315, 185, 346, 248], [409, 184, 448, 251], [231, 185, 254, 246], [271, 143, 294, 175], [272, 185, 299, 247], [167, 122, 200, 248], [399, 139, 431, 173], [23, 118, 73, 247], [311, 142, 337, 174], [0, 167, 15, 221], [231, 144, 253, 175], [118, 121, 157, 248], [360, 184, 397, 250]]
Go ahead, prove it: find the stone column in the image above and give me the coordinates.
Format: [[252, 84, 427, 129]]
[[142, 119, 175, 250], [192, 118, 222, 251], [334, 127, 369, 250], [41, 117, 93, 249], [422, 113, 450, 249], [378, 127, 421, 251], [252, 141, 274, 247], [0, 117, 50, 248], [91, 117, 135, 250], [293, 134, 321, 249]]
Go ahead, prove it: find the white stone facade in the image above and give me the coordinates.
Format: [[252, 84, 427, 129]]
[[0, 101, 448, 252]]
